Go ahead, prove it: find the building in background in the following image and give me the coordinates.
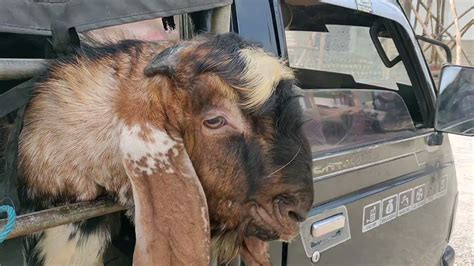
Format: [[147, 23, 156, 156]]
[[401, 0, 473, 67]]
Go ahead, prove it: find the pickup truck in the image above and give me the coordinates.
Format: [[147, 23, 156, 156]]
[[1, 0, 473, 265]]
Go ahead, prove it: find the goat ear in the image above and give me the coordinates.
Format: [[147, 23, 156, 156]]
[[144, 44, 187, 77], [120, 125, 210, 265]]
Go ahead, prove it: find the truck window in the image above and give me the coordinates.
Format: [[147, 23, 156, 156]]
[[299, 88, 416, 154], [85, 17, 181, 42], [286, 25, 411, 91], [281, 2, 426, 152]]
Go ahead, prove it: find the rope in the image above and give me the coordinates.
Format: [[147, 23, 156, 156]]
[[0, 204, 16, 243]]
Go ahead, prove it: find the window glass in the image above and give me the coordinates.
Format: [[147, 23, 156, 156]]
[[379, 36, 400, 62], [299, 88, 416, 152], [286, 25, 412, 90], [85, 17, 180, 42]]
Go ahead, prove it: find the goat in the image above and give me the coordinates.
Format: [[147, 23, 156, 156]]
[[18, 33, 314, 265]]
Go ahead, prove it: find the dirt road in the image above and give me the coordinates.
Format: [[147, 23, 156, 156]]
[[449, 135, 474, 266]]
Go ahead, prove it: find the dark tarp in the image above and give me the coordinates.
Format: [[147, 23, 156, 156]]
[[0, 79, 31, 261], [0, 0, 232, 35], [0, 78, 38, 210]]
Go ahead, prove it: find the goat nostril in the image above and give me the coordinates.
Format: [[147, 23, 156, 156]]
[[278, 202, 307, 223], [288, 211, 303, 222]]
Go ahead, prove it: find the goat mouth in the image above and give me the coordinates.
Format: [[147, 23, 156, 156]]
[[246, 202, 300, 242]]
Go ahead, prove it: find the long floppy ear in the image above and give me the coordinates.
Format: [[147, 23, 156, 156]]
[[240, 237, 272, 266], [143, 43, 188, 77], [120, 124, 210, 265]]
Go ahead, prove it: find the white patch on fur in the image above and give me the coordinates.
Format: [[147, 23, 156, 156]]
[[37, 224, 109, 266], [238, 48, 294, 110], [165, 167, 175, 174], [119, 124, 177, 175]]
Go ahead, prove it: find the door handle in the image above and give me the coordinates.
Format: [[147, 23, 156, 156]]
[[301, 205, 351, 257], [311, 214, 345, 238]]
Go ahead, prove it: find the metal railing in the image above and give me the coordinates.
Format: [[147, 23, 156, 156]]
[[0, 199, 126, 240], [0, 59, 50, 80]]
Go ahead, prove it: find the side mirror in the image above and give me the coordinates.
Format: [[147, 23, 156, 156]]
[[435, 65, 474, 136]]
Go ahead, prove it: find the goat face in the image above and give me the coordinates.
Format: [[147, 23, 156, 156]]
[[145, 33, 314, 261]]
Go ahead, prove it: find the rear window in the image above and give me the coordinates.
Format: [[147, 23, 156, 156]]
[[286, 25, 412, 90], [85, 17, 180, 42]]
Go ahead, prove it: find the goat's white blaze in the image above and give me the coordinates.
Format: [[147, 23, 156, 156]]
[[37, 224, 108, 266], [238, 48, 294, 111]]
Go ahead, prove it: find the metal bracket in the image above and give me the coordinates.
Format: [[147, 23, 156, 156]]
[[427, 132, 444, 146]]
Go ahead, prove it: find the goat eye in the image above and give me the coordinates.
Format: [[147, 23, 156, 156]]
[[203, 116, 226, 129]]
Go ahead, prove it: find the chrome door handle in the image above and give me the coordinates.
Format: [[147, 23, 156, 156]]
[[311, 214, 345, 238], [301, 205, 351, 257]]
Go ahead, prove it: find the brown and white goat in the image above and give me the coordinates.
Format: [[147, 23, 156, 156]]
[[18, 33, 314, 265]]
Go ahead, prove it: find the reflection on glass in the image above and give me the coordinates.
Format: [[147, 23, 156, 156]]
[[299, 89, 415, 152], [286, 25, 412, 90], [436, 66, 474, 135]]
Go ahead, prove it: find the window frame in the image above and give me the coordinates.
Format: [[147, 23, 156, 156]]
[[276, 3, 434, 129]]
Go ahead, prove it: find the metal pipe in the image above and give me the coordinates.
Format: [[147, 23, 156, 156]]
[[211, 5, 231, 34], [416, 35, 453, 63], [0, 59, 50, 80], [0, 199, 127, 240]]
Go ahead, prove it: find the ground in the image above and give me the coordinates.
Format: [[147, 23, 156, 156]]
[[449, 134, 474, 266]]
